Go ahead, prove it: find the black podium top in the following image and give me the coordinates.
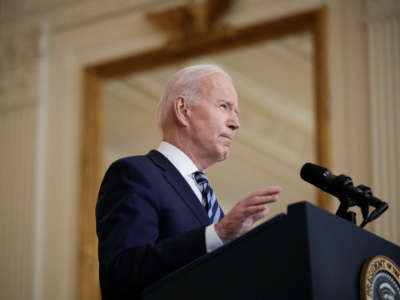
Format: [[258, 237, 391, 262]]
[[143, 201, 400, 300]]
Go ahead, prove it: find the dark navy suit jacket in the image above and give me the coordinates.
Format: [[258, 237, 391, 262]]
[[96, 150, 216, 299]]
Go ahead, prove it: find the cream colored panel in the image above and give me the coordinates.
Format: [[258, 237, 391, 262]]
[[0, 0, 70, 19], [0, 31, 39, 111], [39, 52, 81, 300], [0, 105, 37, 300], [0, 0, 184, 33], [367, 14, 400, 244]]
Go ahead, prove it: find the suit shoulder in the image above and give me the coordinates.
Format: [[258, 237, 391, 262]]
[[101, 151, 166, 186], [107, 153, 153, 171], [112, 154, 149, 165], [106, 150, 169, 173]]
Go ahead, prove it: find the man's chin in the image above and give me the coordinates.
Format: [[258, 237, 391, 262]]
[[219, 150, 230, 161]]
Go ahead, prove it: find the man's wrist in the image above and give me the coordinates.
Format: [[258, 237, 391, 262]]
[[214, 221, 230, 244]]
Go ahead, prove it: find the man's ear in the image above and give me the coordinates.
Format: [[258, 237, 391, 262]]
[[174, 96, 190, 126]]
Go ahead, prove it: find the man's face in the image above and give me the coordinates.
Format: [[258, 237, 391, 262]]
[[186, 73, 240, 167]]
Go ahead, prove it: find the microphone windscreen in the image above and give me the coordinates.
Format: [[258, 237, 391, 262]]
[[300, 162, 331, 189]]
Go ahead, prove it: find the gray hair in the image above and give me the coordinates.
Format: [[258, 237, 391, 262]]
[[156, 64, 231, 129]]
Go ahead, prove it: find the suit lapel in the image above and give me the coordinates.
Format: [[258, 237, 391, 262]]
[[147, 150, 211, 226]]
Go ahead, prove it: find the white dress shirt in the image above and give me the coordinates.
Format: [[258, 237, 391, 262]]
[[158, 141, 223, 252]]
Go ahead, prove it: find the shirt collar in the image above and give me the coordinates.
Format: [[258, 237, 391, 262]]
[[157, 141, 198, 178]]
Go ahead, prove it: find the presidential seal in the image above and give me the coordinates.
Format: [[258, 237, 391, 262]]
[[361, 255, 400, 300]]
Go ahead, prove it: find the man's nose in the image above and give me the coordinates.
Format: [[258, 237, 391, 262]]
[[228, 113, 240, 131]]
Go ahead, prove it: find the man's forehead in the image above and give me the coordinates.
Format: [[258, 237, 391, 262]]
[[200, 73, 238, 100], [200, 72, 230, 86]]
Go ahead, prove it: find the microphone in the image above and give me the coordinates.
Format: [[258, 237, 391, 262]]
[[300, 162, 358, 200], [300, 162, 388, 227]]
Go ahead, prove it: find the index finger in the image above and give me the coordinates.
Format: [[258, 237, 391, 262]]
[[252, 186, 281, 197]]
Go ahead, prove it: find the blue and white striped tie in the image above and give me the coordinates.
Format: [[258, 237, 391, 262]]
[[193, 171, 223, 224]]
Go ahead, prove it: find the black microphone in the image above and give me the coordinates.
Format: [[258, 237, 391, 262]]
[[300, 162, 388, 227], [300, 162, 359, 200]]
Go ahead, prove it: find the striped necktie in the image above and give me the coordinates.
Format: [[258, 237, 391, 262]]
[[193, 171, 223, 224]]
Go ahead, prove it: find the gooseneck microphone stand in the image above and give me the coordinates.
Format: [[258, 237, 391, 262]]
[[332, 176, 388, 228]]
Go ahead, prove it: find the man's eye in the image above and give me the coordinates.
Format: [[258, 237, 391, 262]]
[[220, 104, 227, 109]]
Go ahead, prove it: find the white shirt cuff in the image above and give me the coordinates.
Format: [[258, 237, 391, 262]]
[[205, 224, 224, 253]]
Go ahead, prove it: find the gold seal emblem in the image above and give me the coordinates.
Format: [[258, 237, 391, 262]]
[[361, 255, 400, 300]]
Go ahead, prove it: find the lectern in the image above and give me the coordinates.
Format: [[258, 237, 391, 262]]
[[142, 202, 400, 299]]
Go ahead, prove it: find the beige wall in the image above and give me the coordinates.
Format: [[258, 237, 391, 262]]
[[0, 0, 399, 299], [365, 0, 400, 246]]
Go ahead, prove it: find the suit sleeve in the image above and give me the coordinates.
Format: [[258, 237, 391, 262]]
[[96, 159, 206, 297]]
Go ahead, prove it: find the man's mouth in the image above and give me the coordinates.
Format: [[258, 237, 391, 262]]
[[220, 134, 232, 141]]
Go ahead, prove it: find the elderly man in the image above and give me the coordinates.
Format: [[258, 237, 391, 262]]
[[96, 64, 281, 299]]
